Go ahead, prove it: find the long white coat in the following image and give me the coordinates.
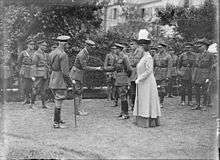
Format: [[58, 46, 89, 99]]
[[133, 51, 161, 118]]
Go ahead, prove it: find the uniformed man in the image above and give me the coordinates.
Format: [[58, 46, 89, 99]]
[[149, 46, 158, 57], [127, 39, 142, 111], [32, 38, 50, 109], [167, 47, 178, 98], [104, 44, 117, 102], [0, 53, 4, 104], [192, 38, 214, 111], [49, 35, 73, 128], [153, 42, 172, 108], [177, 42, 196, 106], [17, 37, 36, 107], [70, 39, 101, 116], [113, 43, 132, 119]]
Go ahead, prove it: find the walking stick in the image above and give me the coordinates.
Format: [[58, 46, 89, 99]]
[[73, 97, 77, 127], [136, 83, 139, 120]]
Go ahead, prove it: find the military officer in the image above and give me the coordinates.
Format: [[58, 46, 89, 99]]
[[177, 42, 196, 106], [192, 38, 214, 111], [127, 39, 143, 111], [113, 43, 132, 119], [32, 38, 50, 109], [49, 35, 73, 128], [167, 47, 178, 98], [153, 42, 172, 108], [70, 39, 101, 116], [17, 37, 36, 107], [104, 44, 117, 102]]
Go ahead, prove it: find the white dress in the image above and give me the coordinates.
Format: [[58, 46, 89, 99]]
[[133, 52, 161, 118]]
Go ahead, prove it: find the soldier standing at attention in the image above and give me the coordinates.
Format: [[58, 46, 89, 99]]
[[154, 42, 172, 108], [167, 47, 178, 98], [192, 38, 213, 111], [70, 40, 101, 116], [177, 42, 196, 106], [104, 44, 117, 103], [113, 43, 132, 119], [17, 37, 36, 108], [49, 35, 73, 128], [127, 39, 143, 111], [32, 37, 50, 109]]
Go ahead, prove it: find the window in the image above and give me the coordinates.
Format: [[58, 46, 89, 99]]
[[141, 8, 145, 18], [113, 8, 117, 19]]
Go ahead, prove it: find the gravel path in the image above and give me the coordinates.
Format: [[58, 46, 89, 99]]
[[1, 97, 218, 159]]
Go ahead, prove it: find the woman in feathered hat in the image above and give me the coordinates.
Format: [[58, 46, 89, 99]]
[[133, 29, 161, 127]]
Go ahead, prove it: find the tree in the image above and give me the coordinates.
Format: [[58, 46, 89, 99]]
[[156, 0, 217, 41]]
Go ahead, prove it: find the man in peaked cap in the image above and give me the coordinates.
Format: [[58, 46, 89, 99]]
[[177, 42, 197, 107], [49, 35, 73, 128], [17, 36, 36, 107], [103, 43, 118, 103], [32, 35, 50, 109], [153, 42, 172, 108], [70, 39, 101, 116], [192, 38, 214, 111], [112, 42, 132, 119]]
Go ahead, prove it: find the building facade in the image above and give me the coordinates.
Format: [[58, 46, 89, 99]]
[[102, 0, 206, 31]]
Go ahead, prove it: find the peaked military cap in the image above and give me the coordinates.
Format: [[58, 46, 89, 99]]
[[57, 35, 71, 42], [85, 39, 95, 45], [194, 38, 210, 46], [26, 36, 35, 44], [150, 46, 158, 51], [184, 42, 193, 47], [158, 42, 167, 47], [114, 43, 125, 49]]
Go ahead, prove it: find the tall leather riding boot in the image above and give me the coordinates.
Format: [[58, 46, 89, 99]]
[[54, 108, 60, 124], [121, 101, 128, 115]]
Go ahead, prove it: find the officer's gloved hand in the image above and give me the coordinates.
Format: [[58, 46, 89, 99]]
[[205, 79, 209, 83]]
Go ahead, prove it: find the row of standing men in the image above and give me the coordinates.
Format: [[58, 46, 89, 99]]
[[104, 38, 217, 113]]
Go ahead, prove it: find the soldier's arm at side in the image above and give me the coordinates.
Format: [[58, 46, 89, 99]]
[[60, 54, 73, 87], [103, 54, 109, 69], [124, 56, 132, 76], [167, 55, 172, 78]]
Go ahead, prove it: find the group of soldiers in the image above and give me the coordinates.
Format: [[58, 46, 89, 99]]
[[0, 33, 217, 128], [104, 37, 217, 113]]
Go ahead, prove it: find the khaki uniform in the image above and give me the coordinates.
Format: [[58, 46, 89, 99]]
[[104, 52, 117, 100], [178, 51, 197, 104], [70, 47, 98, 114], [17, 50, 35, 103], [154, 52, 172, 104], [32, 49, 50, 106], [49, 47, 72, 124], [193, 51, 214, 106], [114, 52, 132, 116], [167, 54, 178, 97]]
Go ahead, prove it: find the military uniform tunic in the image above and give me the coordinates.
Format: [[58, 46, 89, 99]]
[[17, 49, 35, 103], [178, 51, 197, 103], [32, 49, 50, 105]]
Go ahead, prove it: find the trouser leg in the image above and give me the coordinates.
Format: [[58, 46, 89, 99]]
[[195, 84, 201, 106], [202, 83, 208, 106], [119, 86, 129, 116], [54, 100, 62, 124], [180, 79, 186, 102], [167, 77, 174, 96], [187, 79, 192, 103]]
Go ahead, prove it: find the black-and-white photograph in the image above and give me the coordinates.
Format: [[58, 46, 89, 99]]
[[0, 0, 219, 159]]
